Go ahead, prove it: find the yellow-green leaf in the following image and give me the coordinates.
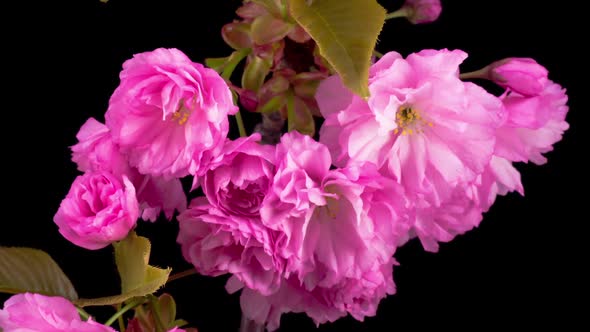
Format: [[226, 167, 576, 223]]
[[114, 232, 170, 295], [0, 247, 78, 300], [242, 55, 273, 92], [74, 232, 170, 307], [249, 0, 288, 19], [114, 232, 150, 294], [292, 97, 316, 136], [205, 56, 229, 73], [222, 22, 253, 50], [251, 14, 293, 45], [258, 95, 286, 113], [289, 0, 386, 98]]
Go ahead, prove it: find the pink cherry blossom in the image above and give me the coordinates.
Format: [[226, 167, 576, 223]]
[[319, 49, 504, 204], [412, 186, 483, 252], [471, 156, 524, 212], [318, 49, 505, 251], [237, 257, 397, 331], [178, 135, 281, 295], [105, 48, 237, 178], [197, 134, 276, 215], [0, 293, 115, 332], [72, 118, 186, 221], [72, 117, 131, 176], [255, 132, 408, 324], [490, 58, 549, 97], [177, 197, 283, 295], [495, 81, 569, 165], [403, 0, 442, 24], [54, 171, 139, 250]]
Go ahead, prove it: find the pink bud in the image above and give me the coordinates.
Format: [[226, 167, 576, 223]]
[[404, 0, 442, 24], [491, 58, 549, 96], [238, 89, 259, 112]]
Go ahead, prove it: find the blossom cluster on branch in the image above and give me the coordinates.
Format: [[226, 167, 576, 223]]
[[0, 0, 569, 331]]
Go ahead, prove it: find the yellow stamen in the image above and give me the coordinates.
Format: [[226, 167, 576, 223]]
[[394, 105, 433, 135]]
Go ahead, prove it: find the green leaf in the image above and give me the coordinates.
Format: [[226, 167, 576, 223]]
[[0, 247, 78, 300], [242, 55, 273, 92], [222, 22, 253, 50], [171, 319, 189, 328], [157, 293, 176, 326], [251, 14, 293, 45], [289, 0, 386, 98], [115, 232, 170, 295], [258, 95, 286, 113], [205, 56, 229, 72], [290, 96, 316, 136], [115, 232, 149, 294], [74, 233, 170, 307], [249, 0, 287, 18]]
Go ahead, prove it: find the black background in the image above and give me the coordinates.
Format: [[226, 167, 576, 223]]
[[3, 0, 588, 331]]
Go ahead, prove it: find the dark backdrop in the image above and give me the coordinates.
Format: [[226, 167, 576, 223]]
[[4, 0, 587, 331]]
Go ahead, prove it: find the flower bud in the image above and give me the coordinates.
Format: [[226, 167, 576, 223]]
[[490, 58, 549, 96]]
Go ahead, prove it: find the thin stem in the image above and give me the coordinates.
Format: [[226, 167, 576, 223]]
[[373, 50, 384, 59], [221, 49, 251, 138], [459, 67, 490, 80], [286, 90, 295, 132], [167, 268, 198, 283], [116, 303, 126, 332], [385, 7, 411, 20], [222, 48, 251, 81], [76, 306, 91, 321], [105, 298, 147, 327], [235, 110, 248, 137]]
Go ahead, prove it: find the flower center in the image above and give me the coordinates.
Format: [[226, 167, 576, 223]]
[[170, 107, 191, 125], [316, 186, 340, 220], [324, 196, 339, 218], [394, 105, 433, 135]]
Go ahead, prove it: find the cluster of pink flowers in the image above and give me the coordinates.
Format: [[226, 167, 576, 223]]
[[44, 43, 567, 331], [178, 48, 567, 328], [53, 48, 237, 250]]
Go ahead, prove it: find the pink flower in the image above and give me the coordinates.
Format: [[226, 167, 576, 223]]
[[255, 132, 408, 324], [236, 258, 396, 331], [412, 186, 483, 252], [72, 117, 131, 176], [105, 48, 237, 178], [177, 197, 283, 295], [72, 118, 186, 221], [319, 49, 504, 206], [318, 50, 505, 251], [471, 156, 524, 212], [495, 81, 569, 165], [0, 293, 115, 332], [54, 171, 139, 250], [403, 0, 442, 24], [197, 134, 276, 216], [490, 58, 549, 97], [135, 175, 186, 222], [178, 134, 281, 295]]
